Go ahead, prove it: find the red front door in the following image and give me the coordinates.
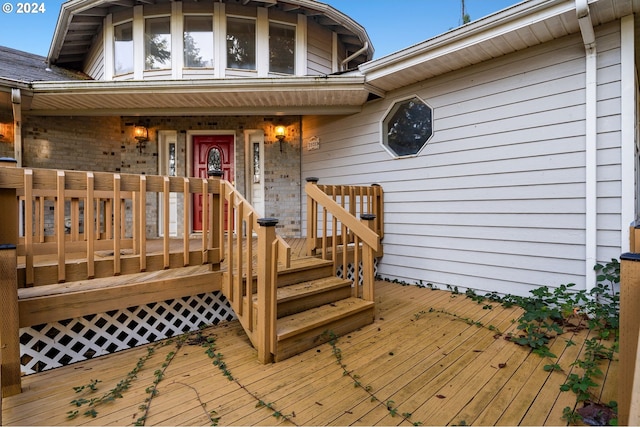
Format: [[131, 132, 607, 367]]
[[193, 134, 234, 231]]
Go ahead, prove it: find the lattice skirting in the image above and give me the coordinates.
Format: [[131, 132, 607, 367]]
[[20, 291, 236, 375], [336, 258, 379, 285]]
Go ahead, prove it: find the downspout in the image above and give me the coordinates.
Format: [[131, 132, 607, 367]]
[[576, 0, 597, 294], [340, 42, 369, 71]]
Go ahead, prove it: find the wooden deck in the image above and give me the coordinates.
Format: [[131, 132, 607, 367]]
[[2, 280, 617, 426]]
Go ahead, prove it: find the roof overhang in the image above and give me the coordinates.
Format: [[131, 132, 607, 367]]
[[360, 0, 638, 93], [24, 75, 375, 116]]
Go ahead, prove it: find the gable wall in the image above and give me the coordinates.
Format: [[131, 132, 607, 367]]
[[302, 21, 624, 296], [307, 20, 333, 75], [84, 27, 105, 80]]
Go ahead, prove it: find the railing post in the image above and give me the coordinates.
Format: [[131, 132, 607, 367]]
[[208, 170, 223, 267], [360, 213, 376, 302], [0, 157, 21, 397], [371, 183, 384, 240], [619, 252, 640, 425], [305, 177, 319, 256], [256, 217, 278, 364]]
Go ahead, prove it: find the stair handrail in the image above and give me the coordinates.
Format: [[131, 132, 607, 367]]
[[305, 180, 381, 301], [218, 179, 291, 363]]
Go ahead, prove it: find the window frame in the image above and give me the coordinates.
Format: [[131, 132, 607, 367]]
[[113, 20, 134, 76], [226, 15, 257, 71], [183, 14, 215, 69], [380, 95, 434, 159], [144, 15, 173, 71], [268, 20, 296, 75]]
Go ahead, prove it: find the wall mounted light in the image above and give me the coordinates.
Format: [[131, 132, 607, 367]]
[[134, 124, 149, 153], [275, 125, 286, 152]]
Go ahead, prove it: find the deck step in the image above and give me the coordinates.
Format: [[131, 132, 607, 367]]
[[275, 276, 353, 318], [276, 256, 334, 287], [275, 297, 375, 361]]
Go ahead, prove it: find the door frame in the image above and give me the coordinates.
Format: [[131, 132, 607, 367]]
[[158, 130, 179, 237], [187, 130, 236, 233], [244, 129, 265, 216]]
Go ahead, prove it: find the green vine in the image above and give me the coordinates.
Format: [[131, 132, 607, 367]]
[[67, 342, 164, 419], [323, 330, 422, 426], [426, 308, 503, 336], [134, 333, 190, 426], [199, 332, 297, 425]]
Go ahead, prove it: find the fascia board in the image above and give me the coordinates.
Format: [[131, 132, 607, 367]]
[[359, 0, 575, 82]]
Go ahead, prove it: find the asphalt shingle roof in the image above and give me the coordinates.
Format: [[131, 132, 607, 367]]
[[0, 45, 91, 83]]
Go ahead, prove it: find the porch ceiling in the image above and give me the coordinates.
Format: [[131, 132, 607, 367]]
[[361, 0, 639, 93], [25, 75, 373, 116]]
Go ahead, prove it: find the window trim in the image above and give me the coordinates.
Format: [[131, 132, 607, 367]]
[[268, 19, 296, 75], [380, 94, 434, 159], [225, 14, 257, 71], [144, 14, 173, 71], [112, 19, 134, 77], [183, 14, 215, 69]]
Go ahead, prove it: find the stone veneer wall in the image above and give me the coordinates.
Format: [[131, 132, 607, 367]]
[[19, 114, 302, 238]]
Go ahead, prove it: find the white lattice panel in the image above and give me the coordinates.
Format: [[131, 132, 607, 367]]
[[20, 291, 235, 375], [336, 258, 378, 285]]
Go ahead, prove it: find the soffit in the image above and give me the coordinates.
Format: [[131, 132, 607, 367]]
[[25, 75, 371, 116], [361, 0, 636, 93]]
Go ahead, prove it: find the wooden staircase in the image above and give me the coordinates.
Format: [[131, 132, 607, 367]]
[[220, 179, 383, 364], [257, 256, 375, 361]]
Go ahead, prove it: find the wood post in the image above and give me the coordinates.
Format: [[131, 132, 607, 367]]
[[256, 217, 278, 364], [305, 177, 319, 257], [619, 252, 640, 425], [0, 157, 21, 397], [208, 171, 223, 266], [0, 245, 20, 397], [360, 213, 376, 302]]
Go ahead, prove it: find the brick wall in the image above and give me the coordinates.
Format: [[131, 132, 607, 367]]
[[19, 114, 302, 238]]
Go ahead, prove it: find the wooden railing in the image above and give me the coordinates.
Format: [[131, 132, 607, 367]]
[[305, 179, 382, 300], [3, 167, 222, 287], [0, 160, 224, 396], [219, 180, 291, 363]]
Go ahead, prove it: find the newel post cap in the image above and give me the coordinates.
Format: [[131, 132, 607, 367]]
[[360, 213, 376, 221], [0, 157, 17, 167], [305, 177, 319, 183], [257, 217, 279, 227]]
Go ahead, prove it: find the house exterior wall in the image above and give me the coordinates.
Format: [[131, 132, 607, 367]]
[[302, 21, 626, 296], [21, 114, 302, 237], [84, 29, 104, 80]]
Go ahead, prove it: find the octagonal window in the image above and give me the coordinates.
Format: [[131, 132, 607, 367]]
[[382, 96, 433, 157]]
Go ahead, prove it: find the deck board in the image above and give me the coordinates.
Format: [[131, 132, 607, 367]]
[[3, 281, 617, 426]]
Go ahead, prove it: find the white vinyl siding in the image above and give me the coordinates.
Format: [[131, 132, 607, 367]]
[[84, 30, 104, 80], [302, 22, 624, 297], [306, 21, 332, 75]]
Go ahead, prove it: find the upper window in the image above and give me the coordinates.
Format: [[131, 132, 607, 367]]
[[145, 16, 172, 70], [226, 17, 256, 70], [269, 22, 295, 75], [184, 16, 214, 68], [114, 21, 133, 75], [382, 96, 433, 157]]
